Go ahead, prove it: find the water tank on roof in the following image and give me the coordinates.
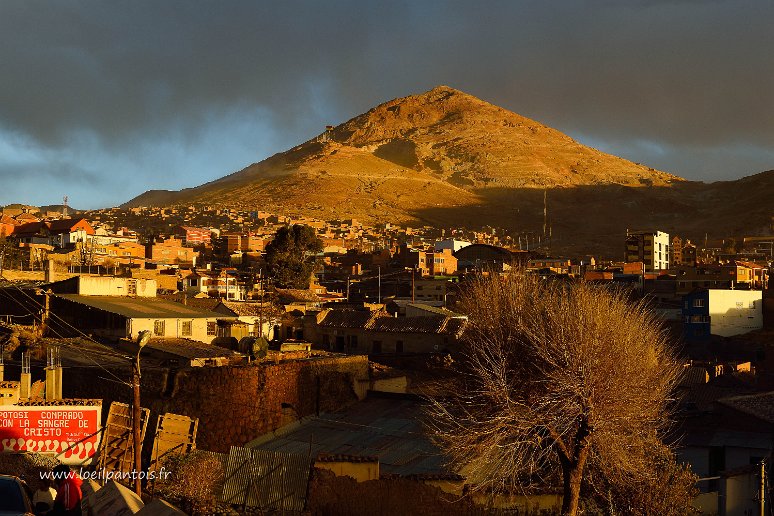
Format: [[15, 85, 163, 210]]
[[239, 337, 268, 359]]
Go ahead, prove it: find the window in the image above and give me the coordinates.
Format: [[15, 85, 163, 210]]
[[396, 340, 403, 354], [127, 280, 137, 296], [154, 320, 165, 336], [349, 335, 358, 350], [372, 341, 382, 353], [207, 321, 217, 336], [693, 299, 705, 308], [181, 321, 192, 337]]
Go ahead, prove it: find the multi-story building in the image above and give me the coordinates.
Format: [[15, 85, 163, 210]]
[[625, 230, 670, 272], [682, 289, 763, 341], [427, 248, 458, 276], [176, 226, 212, 247], [672, 236, 683, 266], [145, 237, 198, 265]]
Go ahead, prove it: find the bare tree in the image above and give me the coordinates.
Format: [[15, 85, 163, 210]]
[[428, 272, 684, 516]]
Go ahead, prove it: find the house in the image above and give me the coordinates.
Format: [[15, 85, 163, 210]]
[[526, 258, 572, 275], [0, 282, 233, 343], [674, 262, 769, 295], [678, 391, 774, 515], [411, 278, 455, 307], [90, 241, 147, 265], [175, 226, 212, 247], [210, 300, 280, 340], [453, 243, 526, 272], [427, 248, 457, 276], [302, 308, 467, 354], [40, 218, 95, 248], [184, 269, 247, 301], [0, 215, 18, 237], [47, 275, 157, 297], [683, 289, 763, 341], [145, 237, 198, 265], [433, 239, 471, 253], [49, 294, 232, 343]]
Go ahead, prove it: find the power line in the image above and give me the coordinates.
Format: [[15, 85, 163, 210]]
[[0, 280, 129, 359], [0, 279, 131, 385]]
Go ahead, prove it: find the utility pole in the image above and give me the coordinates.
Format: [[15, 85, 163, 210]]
[[412, 267, 415, 303], [132, 331, 151, 496], [42, 290, 51, 337], [543, 189, 547, 239], [760, 459, 766, 516], [257, 268, 262, 339]]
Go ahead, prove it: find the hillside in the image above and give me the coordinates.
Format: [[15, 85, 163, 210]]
[[123, 86, 774, 256]]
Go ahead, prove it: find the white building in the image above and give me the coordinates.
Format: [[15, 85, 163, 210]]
[[683, 288, 763, 339], [625, 230, 670, 272], [434, 239, 471, 253], [48, 275, 157, 297]]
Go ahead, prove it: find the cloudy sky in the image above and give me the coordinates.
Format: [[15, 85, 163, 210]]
[[1, 0, 772, 209]]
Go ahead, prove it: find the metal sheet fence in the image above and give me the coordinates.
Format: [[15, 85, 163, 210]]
[[220, 446, 312, 512]]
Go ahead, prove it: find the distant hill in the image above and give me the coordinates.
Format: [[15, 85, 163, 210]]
[[123, 86, 774, 257], [2, 203, 82, 216]]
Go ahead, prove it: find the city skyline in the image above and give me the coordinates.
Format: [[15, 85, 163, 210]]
[[1, 0, 772, 209]]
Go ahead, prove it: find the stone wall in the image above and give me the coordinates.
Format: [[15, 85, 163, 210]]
[[307, 468, 489, 516], [64, 354, 369, 453]]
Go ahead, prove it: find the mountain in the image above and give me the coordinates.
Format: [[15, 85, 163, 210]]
[[123, 86, 774, 256]]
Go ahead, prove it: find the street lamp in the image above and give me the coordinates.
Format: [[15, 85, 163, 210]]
[[132, 330, 151, 496]]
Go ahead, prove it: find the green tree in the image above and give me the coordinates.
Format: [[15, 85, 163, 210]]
[[428, 272, 685, 516], [265, 224, 323, 289]]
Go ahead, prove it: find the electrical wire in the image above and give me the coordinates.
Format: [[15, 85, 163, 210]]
[[0, 278, 131, 385]]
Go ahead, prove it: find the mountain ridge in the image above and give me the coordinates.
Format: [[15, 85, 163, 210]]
[[122, 86, 774, 255]]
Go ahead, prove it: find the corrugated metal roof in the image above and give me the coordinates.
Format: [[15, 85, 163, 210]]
[[55, 294, 228, 320], [143, 339, 240, 360], [250, 397, 450, 476], [318, 309, 467, 336], [317, 309, 376, 329]]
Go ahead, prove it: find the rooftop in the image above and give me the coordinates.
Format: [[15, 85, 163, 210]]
[[55, 294, 231, 320], [717, 391, 774, 424], [141, 338, 241, 360], [249, 396, 450, 476], [317, 309, 466, 335]]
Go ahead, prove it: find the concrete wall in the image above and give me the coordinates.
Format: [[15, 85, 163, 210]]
[[78, 276, 157, 297], [65, 354, 369, 453], [720, 471, 762, 516], [709, 289, 763, 337], [127, 317, 216, 344], [316, 460, 379, 482]]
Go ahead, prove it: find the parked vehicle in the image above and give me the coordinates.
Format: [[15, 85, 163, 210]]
[[0, 475, 34, 516]]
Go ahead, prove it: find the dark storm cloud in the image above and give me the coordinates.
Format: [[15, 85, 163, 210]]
[[0, 0, 771, 207]]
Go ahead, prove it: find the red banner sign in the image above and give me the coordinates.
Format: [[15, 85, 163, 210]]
[[0, 406, 102, 465]]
